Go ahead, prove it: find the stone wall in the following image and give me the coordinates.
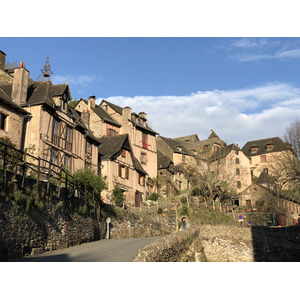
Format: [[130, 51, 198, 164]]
[[132, 227, 200, 262], [131, 224, 300, 262], [0, 199, 105, 261]]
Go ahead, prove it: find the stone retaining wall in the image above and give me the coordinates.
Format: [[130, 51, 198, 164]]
[[0, 200, 105, 261], [132, 227, 200, 262]]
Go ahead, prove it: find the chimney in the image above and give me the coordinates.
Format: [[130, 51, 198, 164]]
[[0, 50, 6, 70], [11, 63, 29, 106], [122, 106, 132, 122], [138, 112, 147, 120], [88, 96, 96, 111]]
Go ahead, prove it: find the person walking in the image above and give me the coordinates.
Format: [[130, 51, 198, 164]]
[[181, 217, 187, 230]]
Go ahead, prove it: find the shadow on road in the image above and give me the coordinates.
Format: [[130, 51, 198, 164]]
[[251, 226, 300, 262], [22, 254, 72, 262]]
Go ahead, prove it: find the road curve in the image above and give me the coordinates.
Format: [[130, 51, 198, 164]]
[[22, 237, 159, 262]]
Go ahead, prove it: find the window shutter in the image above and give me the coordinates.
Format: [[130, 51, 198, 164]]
[[119, 164, 122, 177], [126, 167, 129, 179]]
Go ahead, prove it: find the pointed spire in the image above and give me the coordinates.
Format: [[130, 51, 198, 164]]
[[37, 54, 53, 81], [208, 129, 219, 139]]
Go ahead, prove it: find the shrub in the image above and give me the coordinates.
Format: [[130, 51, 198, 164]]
[[180, 205, 189, 216], [148, 193, 159, 201], [157, 207, 163, 214], [112, 185, 124, 207], [180, 197, 187, 204]]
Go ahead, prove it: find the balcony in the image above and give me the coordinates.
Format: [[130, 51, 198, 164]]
[[51, 133, 72, 153]]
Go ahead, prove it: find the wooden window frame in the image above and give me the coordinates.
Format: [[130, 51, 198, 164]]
[[139, 173, 145, 186], [141, 152, 147, 164], [121, 149, 126, 158]]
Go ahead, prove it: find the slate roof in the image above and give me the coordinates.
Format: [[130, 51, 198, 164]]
[[157, 151, 173, 170], [159, 136, 190, 155], [130, 120, 159, 135], [101, 99, 123, 115], [0, 87, 29, 115], [98, 133, 147, 175], [242, 137, 292, 157], [210, 144, 239, 162], [24, 82, 69, 107], [208, 129, 220, 139], [102, 99, 158, 135], [175, 134, 200, 143], [68, 106, 100, 144], [77, 99, 122, 127], [92, 105, 121, 127], [0, 80, 70, 108], [256, 171, 275, 185]]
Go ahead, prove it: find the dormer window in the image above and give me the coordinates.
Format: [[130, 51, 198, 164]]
[[266, 144, 274, 151], [250, 147, 258, 154], [176, 146, 182, 152]]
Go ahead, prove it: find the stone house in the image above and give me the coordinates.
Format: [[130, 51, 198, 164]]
[[157, 136, 196, 192], [99, 100, 158, 180], [175, 130, 226, 160], [74, 97, 122, 138], [0, 51, 99, 173], [242, 137, 293, 179], [0, 86, 30, 149], [98, 134, 147, 206], [0, 51, 31, 149], [209, 143, 252, 194], [157, 151, 175, 196]]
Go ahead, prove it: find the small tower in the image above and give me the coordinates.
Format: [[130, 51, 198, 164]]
[[37, 55, 53, 81]]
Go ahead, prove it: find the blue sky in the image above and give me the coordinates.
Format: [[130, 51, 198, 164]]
[[2, 37, 300, 146]]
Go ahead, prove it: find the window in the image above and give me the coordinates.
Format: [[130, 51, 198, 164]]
[[249, 157, 252, 165], [121, 149, 126, 158], [260, 155, 267, 163], [214, 146, 218, 152], [266, 144, 273, 151], [64, 155, 71, 170], [119, 165, 129, 179], [236, 168, 240, 175], [235, 158, 240, 164], [182, 155, 186, 163], [66, 126, 72, 142], [50, 148, 57, 165], [142, 132, 148, 149], [107, 128, 116, 136], [263, 168, 268, 174], [0, 113, 7, 130], [237, 181, 241, 188], [86, 140, 91, 153], [139, 173, 145, 186], [141, 152, 147, 164], [52, 118, 60, 145], [52, 118, 59, 136], [250, 147, 258, 154], [65, 126, 72, 152]]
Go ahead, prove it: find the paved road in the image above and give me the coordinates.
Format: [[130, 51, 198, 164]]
[[22, 237, 159, 262]]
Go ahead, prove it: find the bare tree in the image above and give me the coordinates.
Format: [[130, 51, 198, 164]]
[[5, 61, 19, 69], [183, 159, 236, 208], [270, 120, 300, 200]]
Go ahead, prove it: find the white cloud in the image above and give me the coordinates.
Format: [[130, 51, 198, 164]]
[[103, 82, 300, 146], [227, 38, 300, 62], [53, 74, 101, 87]]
